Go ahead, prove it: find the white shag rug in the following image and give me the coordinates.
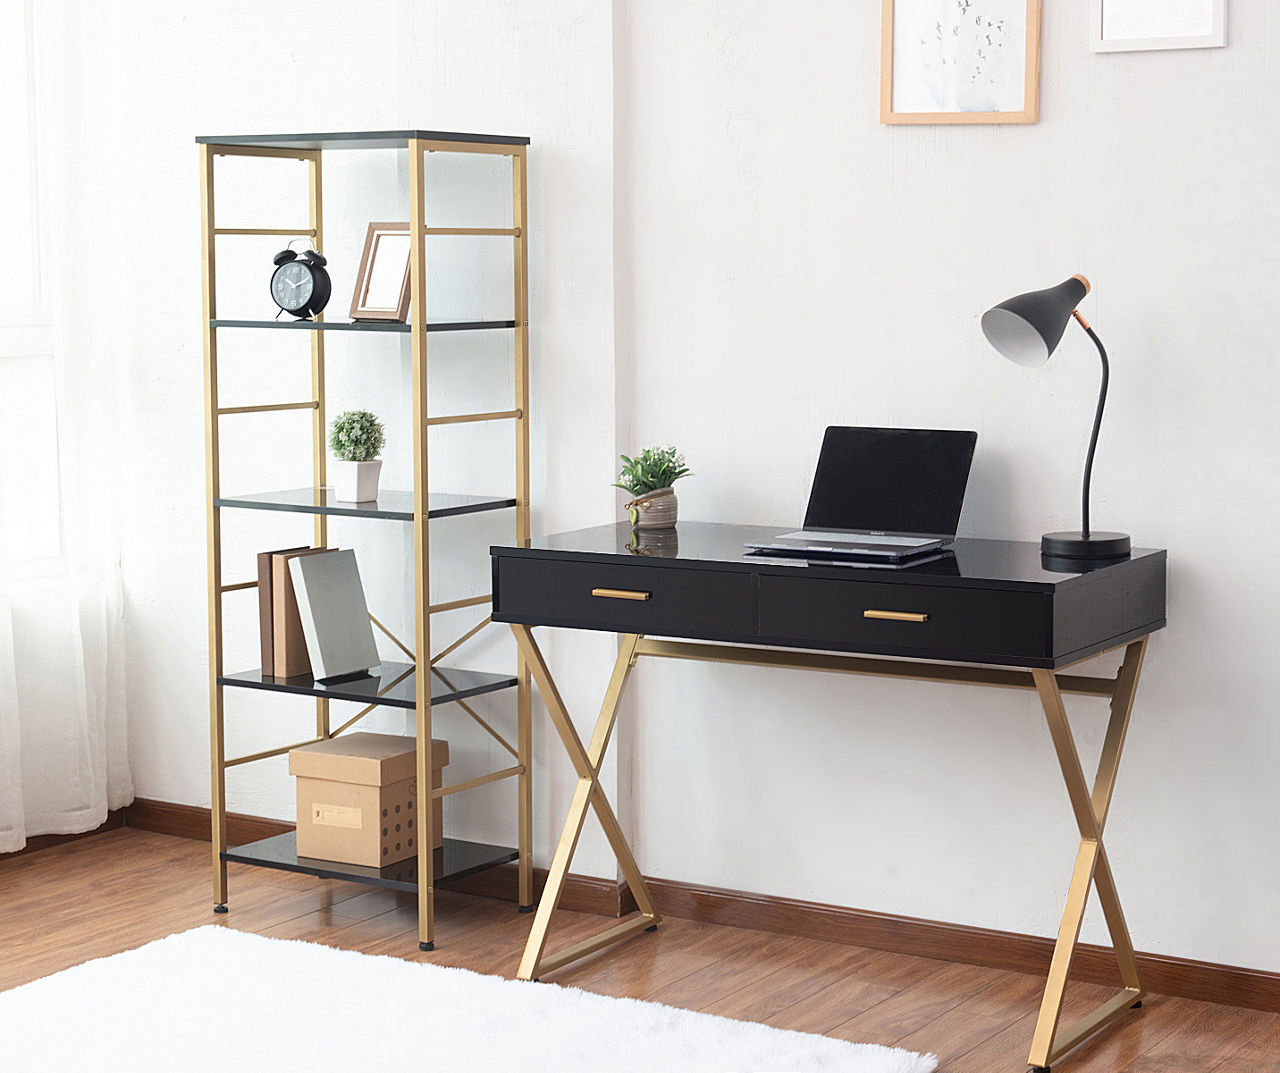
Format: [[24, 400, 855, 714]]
[[0, 926, 936, 1073]]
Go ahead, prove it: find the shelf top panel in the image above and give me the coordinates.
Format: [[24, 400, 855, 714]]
[[219, 661, 515, 710], [210, 318, 516, 334], [222, 833, 520, 892], [215, 487, 516, 521], [195, 130, 530, 150]]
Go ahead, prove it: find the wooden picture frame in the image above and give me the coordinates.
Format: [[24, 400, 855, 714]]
[[881, 0, 1041, 125], [1091, 0, 1225, 53], [349, 222, 412, 322]]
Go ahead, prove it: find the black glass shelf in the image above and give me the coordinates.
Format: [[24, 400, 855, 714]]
[[197, 130, 530, 151], [218, 661, 514, 710], [211, 318, 516, 333], [215, 487, 515, 521], [222, 832, 519, 892]]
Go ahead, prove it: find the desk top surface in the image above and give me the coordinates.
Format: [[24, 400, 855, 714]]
[[495, 522, 1165, 593]]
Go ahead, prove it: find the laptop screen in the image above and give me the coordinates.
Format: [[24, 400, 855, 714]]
[[802, 426, 978, 538]]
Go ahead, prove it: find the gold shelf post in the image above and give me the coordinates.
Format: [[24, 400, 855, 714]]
[[512, 146, 534, 910], [308, 151, 329, 744], [199, 143, 227, 911], [408, 137, 437, 950]]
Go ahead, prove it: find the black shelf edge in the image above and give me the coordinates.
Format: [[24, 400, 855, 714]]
[[214, 487, 516, 522], [197, 130, 530, 150], [222, 832, 519, 892], [218, 661, 514, 710], [210, 319, 516, 333]]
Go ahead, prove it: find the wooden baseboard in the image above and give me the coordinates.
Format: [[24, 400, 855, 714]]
[[116, 798, 1279, 1012], [641, 876, 1280, 1014], [124, 798, 292, 846], [0, 809, 125, 862], [439, 862, 628, 918]]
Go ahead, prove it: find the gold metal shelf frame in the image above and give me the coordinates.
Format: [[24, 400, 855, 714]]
[[200, 134, 533, 949]]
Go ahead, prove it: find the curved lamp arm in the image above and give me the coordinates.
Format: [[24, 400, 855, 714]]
[[1072, 309, 1108, 542]]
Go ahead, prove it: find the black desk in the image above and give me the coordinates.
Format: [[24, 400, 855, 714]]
[[492, 522, 1167, 1071]]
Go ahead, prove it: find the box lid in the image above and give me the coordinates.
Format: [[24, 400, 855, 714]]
[[289, 732, 449, 786]]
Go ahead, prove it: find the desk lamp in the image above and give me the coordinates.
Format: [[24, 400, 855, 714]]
[[981, 275, 1131, 561]]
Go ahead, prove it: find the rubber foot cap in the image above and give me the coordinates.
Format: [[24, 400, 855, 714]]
[[518, 904, 535, 914], [1031, 1066, 1050, 1073], [213, 905, 228, 914], [1131, 1000, 1143, 1009], [419, 941, 434, 951], [644, 923, 658, 932]]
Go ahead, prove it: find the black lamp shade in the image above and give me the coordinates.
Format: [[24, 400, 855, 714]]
[[980, 276, 1089, 367]]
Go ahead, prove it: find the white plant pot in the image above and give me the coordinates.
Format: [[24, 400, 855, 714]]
[[331, 459, 382, 503]]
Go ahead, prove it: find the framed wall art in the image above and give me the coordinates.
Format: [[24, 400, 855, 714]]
[[1091, 0, 1226, 53], [881, 0, 1041, 125], [349, 222, 412, 322]]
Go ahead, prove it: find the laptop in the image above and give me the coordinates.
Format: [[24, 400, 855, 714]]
[[745, 426, 978, 562]]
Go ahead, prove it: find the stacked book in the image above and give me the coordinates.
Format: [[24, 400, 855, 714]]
[[257, 547, 380, 683]]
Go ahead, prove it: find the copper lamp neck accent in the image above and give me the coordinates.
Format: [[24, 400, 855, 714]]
[[1072, 308, 1092, 331]]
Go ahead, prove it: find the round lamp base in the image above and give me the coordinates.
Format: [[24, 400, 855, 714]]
[[1040, 531, 1131, 560]]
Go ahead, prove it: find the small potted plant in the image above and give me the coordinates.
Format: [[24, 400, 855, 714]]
[[329, 409, 386, 502], [614, 446, 691, 530]]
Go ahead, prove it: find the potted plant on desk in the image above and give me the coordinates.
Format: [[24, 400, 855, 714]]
[[614, 445, 691, 530], [329, 409, 385, 502]]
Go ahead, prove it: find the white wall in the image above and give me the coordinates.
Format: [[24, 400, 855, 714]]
[[40, 0, 1280, 972], [615, 1, 1280, 972]]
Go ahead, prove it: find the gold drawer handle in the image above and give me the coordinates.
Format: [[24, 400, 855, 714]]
[[864, 609, 929, 623], [591, 587, 652, 602]]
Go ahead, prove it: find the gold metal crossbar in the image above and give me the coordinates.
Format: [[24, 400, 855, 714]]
[[419, 139, 524, 156], [225, 736, 325, 768], [433, 764, 524, 799], [424, 227, 521, 237], [369, 613, 415, 661], [327, 666, 413, 737], [432, 667, 519, 758], [207, 145, 319, 161], [431, 616, 491, 666], [219, 580, 258, 594], [214, 227, 317, 236], [363, 616, 518, 759], [217, 401, 319, 415], [634, 639, 1119, 697], [513, 623, 1151, 1070], [429, 594, 491, 615], [424, 409, 522, 426]]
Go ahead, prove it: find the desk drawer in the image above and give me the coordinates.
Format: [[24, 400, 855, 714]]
[[758, 575, 1051, 661], [495, 557, 753, 637]]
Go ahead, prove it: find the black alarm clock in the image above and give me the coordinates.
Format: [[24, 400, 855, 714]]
[[270, 247, 332, 320]]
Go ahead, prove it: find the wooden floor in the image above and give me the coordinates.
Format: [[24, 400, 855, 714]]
[[1, 830, 1276, 1072]]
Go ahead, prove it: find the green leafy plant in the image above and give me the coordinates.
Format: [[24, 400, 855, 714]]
[[614, 446, 692, 496], [329, 410, 385, 463]]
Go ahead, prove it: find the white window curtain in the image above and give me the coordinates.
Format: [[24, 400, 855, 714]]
[[0, 0, 132, 853]]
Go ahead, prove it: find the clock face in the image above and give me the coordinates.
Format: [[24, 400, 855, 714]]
[[271, 261, 314, 312]]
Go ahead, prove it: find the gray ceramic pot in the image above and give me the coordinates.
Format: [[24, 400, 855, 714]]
[[628, 487, 678, 530]]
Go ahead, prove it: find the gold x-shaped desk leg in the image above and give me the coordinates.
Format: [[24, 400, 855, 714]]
[[1028, 637, 1148, 1072], [511, 627, 660, 981]]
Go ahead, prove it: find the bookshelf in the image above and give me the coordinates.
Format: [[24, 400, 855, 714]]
[[198, 129, 533, 950]]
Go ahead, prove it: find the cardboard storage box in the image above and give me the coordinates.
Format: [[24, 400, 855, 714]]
[[290, 733, 449, 868]]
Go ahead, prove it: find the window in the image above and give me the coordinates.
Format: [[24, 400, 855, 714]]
[[0, 0, 59, 565]]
